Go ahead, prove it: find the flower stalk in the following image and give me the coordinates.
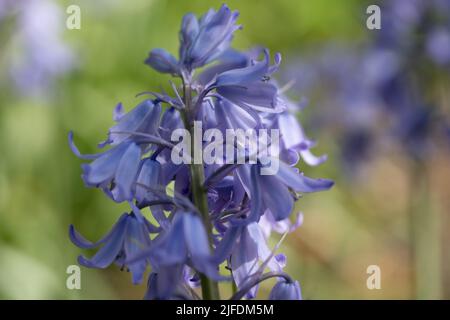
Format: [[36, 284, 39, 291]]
[[183, 82, 220, 300], [68, 4, 332, 300]]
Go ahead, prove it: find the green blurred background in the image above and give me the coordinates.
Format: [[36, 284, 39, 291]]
[[0, 0, 449, 299]]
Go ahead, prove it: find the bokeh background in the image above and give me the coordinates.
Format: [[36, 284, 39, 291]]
[[0, 0, 449, 299]]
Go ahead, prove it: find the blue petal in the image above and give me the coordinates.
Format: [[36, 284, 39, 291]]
[[113, 102, 125, 122], [215, 99, 259, 131], [124, 215, 151, 284], [232, 165, 262, 225], [217, 82, 282, 113], [151, 206, 171, 231], [183, 213, 211, 260], [197, 49, 248, 85], [299, 149, 328, 166], [277, 161, 334, 192], [68, 131, 102, 160], [280, 148, 300, 166], [159, 107, 184, 141], [269, 280, 302, 300], [179, 13, 199, 62], [187, 4, 241, 68], [204, 163, 240, 188], [278, 112, 307, 150], [154, 214, 187, 265], [82, 142, 130, 186], [111, 142, 141, 202], [213, 226, 242, 263], [145, 48, 179, 74], [135, 159, 162, 205], [69, 225, 97, 249], [145, 265, 184, 299], [230, 225, 259, 298], [216, 49, 269, 86], [260, 173, 294, 221], [247, 165, 263, 222], [275, 254, 287, 268], [109, 100, 160, 145], [69, 216, 128, 249], [77, 214, 129, 269], [246, 222, 282, 271]]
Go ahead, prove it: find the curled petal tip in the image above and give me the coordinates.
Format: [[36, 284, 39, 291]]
[[68, 131, 99, 160]]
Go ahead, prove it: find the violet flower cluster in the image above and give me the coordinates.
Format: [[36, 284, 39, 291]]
[[371, 0, 450, 159], [0, 0, 74, 98], [69, 4, 333, 300], [284, 0, 450, 176]]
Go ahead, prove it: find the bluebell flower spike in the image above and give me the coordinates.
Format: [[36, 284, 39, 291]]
[[68, 4, 333, 300]]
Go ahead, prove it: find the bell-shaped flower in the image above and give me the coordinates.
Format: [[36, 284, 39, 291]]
[[269, 279, 302, 300], [135, 158, 170, 229], [179, 4, 241, 70], [135, 158, 162, 206], [144, 267, 197, 300], [215, 49, 279, 87], [69, 135, 142, 203], [145, 48, 179, 75], [105, 99, 162, 146], [228, 222, 285, 299], [275, 109, 327, 166], [196, 48, 251, 86], [152, 212, 219, 279], [214, 98, 260, 132], [69, 212, 156, 284], [235, 162, 333, 222], [214, 50, 284, 114]]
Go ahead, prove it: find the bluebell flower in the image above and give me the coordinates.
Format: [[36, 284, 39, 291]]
[[134, 158, 172, 230], [213, 50, 284, 114], [285, 27, 450, 174], [271, 98, 327, 166], [196, 48, 253, 86], [213, 98, 260, 132], [69, 212, 156, 284], [151, 212, 219, 278], [70, 134, 142, 203], [228, 222, 285, 299], [214, 50, 280, 87], [69, 4, 333, 300], [145, 4, 241, 74], [269, 279, 302, 300], [145, 269, 198, 300], [145, 48, 179, 75], [234, 163, 333, 222], [179, 4, 241, 70], [134, 212, 224, 298], [102, 99, 162, 147]]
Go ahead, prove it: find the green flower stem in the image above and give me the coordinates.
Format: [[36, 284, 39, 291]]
[[183, 82, 220, 300]]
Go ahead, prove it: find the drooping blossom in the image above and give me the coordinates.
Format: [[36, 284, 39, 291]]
[[1, 0, 74, 98], [69, 4, 333, 300]]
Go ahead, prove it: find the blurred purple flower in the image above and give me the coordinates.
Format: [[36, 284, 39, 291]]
[[69, 212, 156, 284], [4, 0, 74, 98]]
